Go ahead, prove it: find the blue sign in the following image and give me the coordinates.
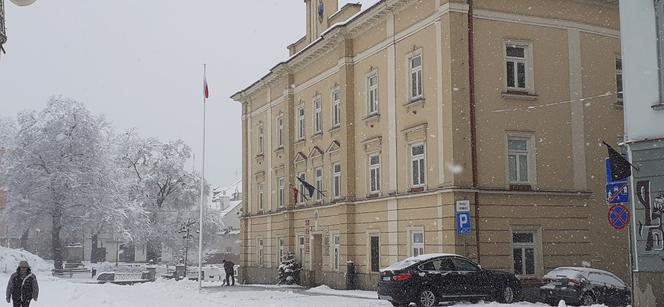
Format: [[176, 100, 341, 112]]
[[606, 158, 614, 183], [606, 181, 629, 204], [456, 212, 471, 235]]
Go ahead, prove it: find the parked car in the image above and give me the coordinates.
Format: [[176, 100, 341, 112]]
[[377, 253, 521, 307], [540, 267, 631, 306]]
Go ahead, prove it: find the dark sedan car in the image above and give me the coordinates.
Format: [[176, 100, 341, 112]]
[[540, 267, 631, 306], [377, 253, 521, 307]]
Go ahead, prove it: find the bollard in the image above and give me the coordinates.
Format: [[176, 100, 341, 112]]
[[91, 268, 97, 279], [345, 261, 355, 290]]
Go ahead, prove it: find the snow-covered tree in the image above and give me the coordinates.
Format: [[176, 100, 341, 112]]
[[2, 98, 115, 270]]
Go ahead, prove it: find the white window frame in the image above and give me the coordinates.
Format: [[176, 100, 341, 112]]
[[506, 134, 536, 186], [408, 228, 424, 257], [332, 233, 340, 271], [258, 183, 264, 211], [297, 105, 305, 140], [410, 142, 426, 188], [298, 172, 307, 204], [368, 154, 381, 194], [409, 53, 423, 100], [504, 41, 534, 94], [510, 228, 542, 277], [332, 88, 341, 128], [257, 125, 264, 155], [276, 115, 284, 148], [313, 95, 322, 134], [278, 177, 285, 208], [332, 162, 341, 199], [367, 72, 379, 115], [258, 239, 264, 266], [314, 167, 323, 201], [616, 57, 623, 104]]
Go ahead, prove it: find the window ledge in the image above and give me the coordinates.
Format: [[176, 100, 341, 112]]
[[255, 154, 264, 161], [367, 192, 381, 198], [652, 103, 664, 110], [509, 184, 533, 191], [363, 113, 381, 124], [294, 139, 306, 146], [274, 146, 284, 153], [329, 125, 341, 133], [501, 91, 538, 101], [409, 186, 425, 193], [312, 132, 323, 139], [404, 97, 426, 109]]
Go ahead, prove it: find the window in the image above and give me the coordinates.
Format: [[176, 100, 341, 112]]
[[314, 167, 323, 201], [258, 239, 264, 266], [508, 138, 530, 184], [512, 232, 535, 276], [370, 235, 380, 272], [332, 234, 340, 271], [313, 96, 322, 134], [411, 143, 426, 187], [369, 154, 381, 193], [332, 88, 341, 127], [278, 177, 285, 208], [410, 230, 424, 257], [367, 73, 378, 115], [298, 173, 306, 203], [258, 183, 264, 211], [298, 236, 305, 263], [276, 115, 284, 148], [332, 163, 341, 199], [410, 55, 423, 99], [451, 258, 480, 272], [297, 106, 305, 140], [278, 238, 285, 262], [257, 125, 264, 155], [505, 44, 528, 91], [616, 57, 623, 104]]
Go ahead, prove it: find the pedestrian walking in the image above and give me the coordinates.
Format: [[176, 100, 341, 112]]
[[222, 259, 235, 286], [5, 261, 38, 307]]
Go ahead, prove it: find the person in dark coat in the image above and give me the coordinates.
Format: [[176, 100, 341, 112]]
[[222, 259, 235, 286], [5, 261, 38, 307]]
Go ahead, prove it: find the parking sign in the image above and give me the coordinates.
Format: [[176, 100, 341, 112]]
[[456, 212, 471, 235]]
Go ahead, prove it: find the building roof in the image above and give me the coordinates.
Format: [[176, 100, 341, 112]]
[[220, 200, 242, 218]]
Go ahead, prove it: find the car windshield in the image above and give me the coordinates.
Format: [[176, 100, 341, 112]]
[[544, 268, 586, 280]]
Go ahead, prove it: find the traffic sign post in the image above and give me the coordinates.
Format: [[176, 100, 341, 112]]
[[455, 200, 471, 236], [608, 204, 630, 230], [606, 158, 630, 204]]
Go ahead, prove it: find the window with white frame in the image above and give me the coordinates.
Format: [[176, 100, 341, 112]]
[[508, 137, 530, 184], [298, 235, 305, 263], [367, 73, 378, 115], [411, 143, 426, 187], [298, 173, 306, 203], [313, 96, 322, 134], [332, 88, 341, 127], [297, 106, 305, 140], [505, 44, 529, 91], [258, 183, 264, 211], [332, 163, 341, 199], [278, 238, 285, 262], [410, 54, 423, 99], [616, 57, 623, 104], [258, 125, 264, 155], [369, 154, 381, 194], [314, 167, 323, 201], [512, 232, 537, 276], [410, 230, 424, 257], [332, 234, 340, 271], [277, 115, 284, 148], [258, 239, 264, 266], [278, 177, 285, 208]]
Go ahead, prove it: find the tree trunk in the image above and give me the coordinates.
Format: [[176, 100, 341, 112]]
[[146, 210, 161, 262], [20, 228, 30, 251], [51, 219, 63, 271]]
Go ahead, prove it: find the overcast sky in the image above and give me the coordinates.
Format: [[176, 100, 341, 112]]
[[0, 0, 378, 188]]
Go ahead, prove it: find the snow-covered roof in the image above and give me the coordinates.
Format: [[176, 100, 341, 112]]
[[220, 200, 242, 218], [544, 267, 617, 278], [380, 253, 462, 272]]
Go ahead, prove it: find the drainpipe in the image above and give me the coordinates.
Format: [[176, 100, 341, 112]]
[[467, 0, 481, 263]]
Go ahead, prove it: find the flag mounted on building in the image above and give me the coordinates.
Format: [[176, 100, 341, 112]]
[[203, 66, 210, 100], [603, 141, 634, 181]]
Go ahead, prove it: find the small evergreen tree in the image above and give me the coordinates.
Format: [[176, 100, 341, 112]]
[[277, 252, 301, 285]]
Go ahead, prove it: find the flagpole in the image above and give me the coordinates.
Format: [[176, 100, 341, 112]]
[[197, 64, 207, 291]]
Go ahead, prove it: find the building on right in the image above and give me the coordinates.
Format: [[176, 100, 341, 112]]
[[619, 1, 664, 306]]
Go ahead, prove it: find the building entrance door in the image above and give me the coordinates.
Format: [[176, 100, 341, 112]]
[[311, 234, 323, 285]]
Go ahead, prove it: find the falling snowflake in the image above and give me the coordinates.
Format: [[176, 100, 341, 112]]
[[447, 163, 464, 174]]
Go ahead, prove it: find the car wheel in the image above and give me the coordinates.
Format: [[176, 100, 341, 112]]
[[390, 301, 409, 307], [416, 288, 437, 307], [581, 293, 595, 306], [499, 285, 515, 304]]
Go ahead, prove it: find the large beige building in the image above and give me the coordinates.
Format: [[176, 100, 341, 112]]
[[232, 0, 625, 290]]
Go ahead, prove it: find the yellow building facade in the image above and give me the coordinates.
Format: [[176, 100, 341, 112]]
[[232, 0, 625, 290]]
